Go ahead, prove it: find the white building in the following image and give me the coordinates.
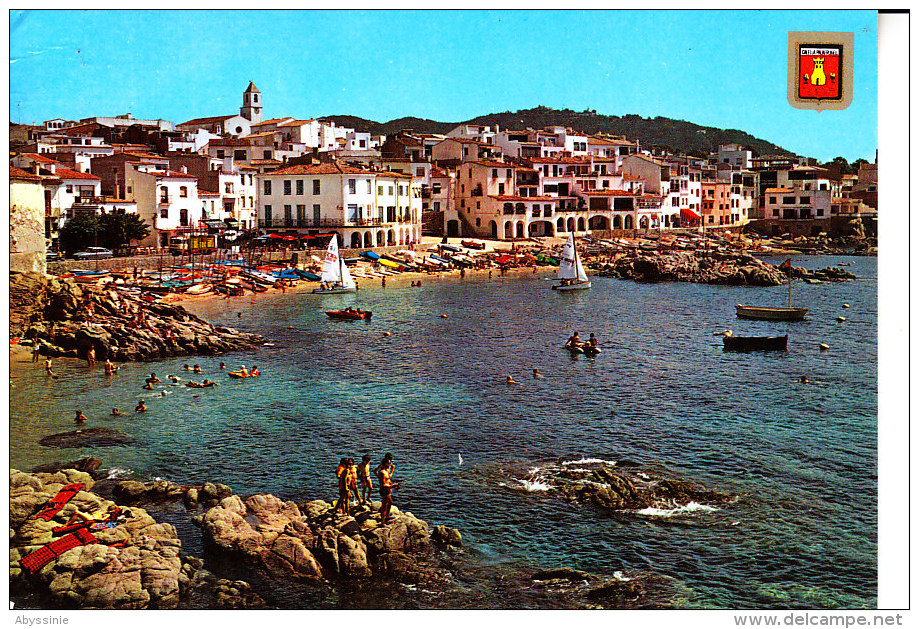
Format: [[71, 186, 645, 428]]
[[257, 163, 421, 249], [125, 166, 202, 248], [715, 144, 753, 169]]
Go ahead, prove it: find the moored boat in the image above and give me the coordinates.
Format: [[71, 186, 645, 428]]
[[326, 309, 372, 321], [723, 335, 788, 351], [735, 305, 809, 321]]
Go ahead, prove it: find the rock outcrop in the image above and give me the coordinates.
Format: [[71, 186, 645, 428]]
[[504, 460, 736, 515], [10, 271, 263, 361], [10, 469, 187, 609], [39, 428, 136, 449], [196, 494, 436, 582], [590, 250, 855, 286]]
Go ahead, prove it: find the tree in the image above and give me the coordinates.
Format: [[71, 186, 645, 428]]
[[98, 212, 150, 249], [59, 211, 150, 255], [58, 212, 100, 256]]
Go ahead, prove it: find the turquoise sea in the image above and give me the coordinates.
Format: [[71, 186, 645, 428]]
[[9, 255, 877, 609]]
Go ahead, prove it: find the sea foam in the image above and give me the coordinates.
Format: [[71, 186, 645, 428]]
[[635, 501, 719, 517]]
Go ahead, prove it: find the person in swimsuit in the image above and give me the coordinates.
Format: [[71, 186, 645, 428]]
[[348, 459, 360, 509], [44, 358, 55, 376], [357, 454, 374, 506], [193, 364, 202, 374], [146, 372, 161, 384], [565, 331, 583, 349], [250, 366, 260, 377], [74, 410, 87, 424], [335, 457, 352, 516], [111, 408, 123, 417], [104, 360, 117, 375], [376, 453, 400, 526], [135, 400, 147, 412]]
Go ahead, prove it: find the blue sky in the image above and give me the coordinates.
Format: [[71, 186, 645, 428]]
[[10, 10, 877, 162]]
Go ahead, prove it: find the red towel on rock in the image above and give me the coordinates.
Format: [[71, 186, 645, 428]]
[[19, 527, 98, 574], [33, 483, 84, 521]]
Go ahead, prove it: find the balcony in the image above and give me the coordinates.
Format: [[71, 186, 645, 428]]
[[158, 195, 174, 205]]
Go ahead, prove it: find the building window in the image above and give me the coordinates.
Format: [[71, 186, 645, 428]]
[[263, 150, 271, 159], [348, 179, 356, 194], [240, 174, 246, 185], [180, 186, 188, 198], [378, 185, 384, 195], [284, 205, 292, 225], [234, 150, 246, 161], [389, 186, 394, 195], [160, 208, 168, 218], [65, 185, 73, 193], [296, 204, 305, 224], [800, 196, 810, 205], [216, 150, 225, 159], [816, 208, 824, 217], [283, 180, 292, 195], [783, 196, 795, 204], [313, 179, 320, 195], [264, 180, 272, 195], [433, 201, 440, 211], [366, 179, 372, 193]]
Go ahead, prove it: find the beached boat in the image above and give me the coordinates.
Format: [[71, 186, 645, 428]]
[[326, 309, 372, 321], [461, 239, 486, 250], [313, 236, 357, 294], [723, 335, 788, 351], [736, 278, 807, 321], [185, 283, 212, 295], [240, 269, 279, 286], [552, 234, 591, 291]]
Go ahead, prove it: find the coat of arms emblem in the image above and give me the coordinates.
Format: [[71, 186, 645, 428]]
[[799, 44, 843, 100]]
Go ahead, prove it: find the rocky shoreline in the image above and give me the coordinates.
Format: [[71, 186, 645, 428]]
[[10, 271, 264, 362], [10, 463, 685, 610], [588, 250, 856, 286]]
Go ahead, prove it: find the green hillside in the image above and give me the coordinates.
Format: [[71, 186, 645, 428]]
[[321, 106, 793, 157]]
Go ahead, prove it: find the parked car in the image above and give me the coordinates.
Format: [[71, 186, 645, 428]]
[[46, 251, 62, 261], [73, 247, 113, 260]]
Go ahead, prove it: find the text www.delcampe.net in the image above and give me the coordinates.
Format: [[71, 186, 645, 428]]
[[734, 614, 904, 627]]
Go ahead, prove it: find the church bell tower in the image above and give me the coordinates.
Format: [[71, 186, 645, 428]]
[[241, 81, 262, 123]]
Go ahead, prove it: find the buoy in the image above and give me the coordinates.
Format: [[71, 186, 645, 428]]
[[383, 331, 391, 337], [441, 314, 448, 318], [842, 303, 850, 308], [836, 316, 846, 322], [819, 343, 829, 351]]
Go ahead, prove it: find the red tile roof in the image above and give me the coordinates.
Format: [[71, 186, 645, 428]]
[[490, 195, 565, 202], [251, 117, 295, 127], [278, 119, 316, 127], [580, 189, 635, 196], [471, 160, 513, 169], [56, 167, 101, 181], [10, 166, 42, 182], [22, 152, 63, 165], [178, 115, 236, 127], [267, 163, 374, 176]]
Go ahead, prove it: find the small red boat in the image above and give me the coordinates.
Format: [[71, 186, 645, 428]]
[[326, 309, 372, 321]]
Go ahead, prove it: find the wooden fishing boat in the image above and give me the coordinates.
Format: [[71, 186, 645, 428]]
[[736, 277, 807, 321], [326, 309, 372, 321], [461, 239, 486, 250], [722, 335, 788, 351]]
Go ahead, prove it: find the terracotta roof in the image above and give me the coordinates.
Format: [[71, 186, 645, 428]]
[[22, 152, 63, 165], [530, 156, 614, 165], [198, 191, 221, 197], [580, 189, 636, 196], [178, 115, 236, 127], [249, 159, 284, 165], [244, 81, 260, 93], [278, 119, 316, 127], [10, 166, 42, 181], [156, 170, 198, 180], [56, 167, 101, 181], [471, 160, 513, 169], [251, 117, 294, 127], [489, 195, 565, 202], [764, 187, 795, 193]]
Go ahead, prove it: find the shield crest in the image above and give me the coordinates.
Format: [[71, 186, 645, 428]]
[[798, 44, 842, 100]]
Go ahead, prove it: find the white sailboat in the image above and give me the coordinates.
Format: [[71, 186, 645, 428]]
[[552, 234, 591, 291], [312, 236, 357, 294]]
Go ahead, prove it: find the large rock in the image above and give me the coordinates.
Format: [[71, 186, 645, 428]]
[[9, 469, 186, 609], [197, 493, 435, 582], [39, 428, 135, 448]]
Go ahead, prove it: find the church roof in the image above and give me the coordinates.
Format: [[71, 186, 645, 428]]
[[245, 81, 260, 93]]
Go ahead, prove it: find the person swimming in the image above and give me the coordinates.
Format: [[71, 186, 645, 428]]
[[146, 372, 161, 384], [135, 400, 147, 412], [219, 361, 226, 370], [183, 364, 191, 371], [111, 408, 123, 417], [104, 360, 117, 375], [74, 410, 87, 424], [506, 375, 516, 384], [168, 375, 179, 383], [193, 364, 202, 374], [532, 368, 542, 378], [250, 366, 260, 377]]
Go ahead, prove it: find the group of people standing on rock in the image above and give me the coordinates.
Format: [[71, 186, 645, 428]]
[[335, 453, 400, 525]]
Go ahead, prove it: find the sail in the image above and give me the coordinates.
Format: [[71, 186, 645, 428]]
[[574, 247, 589, 283], [320, 237, 342, 284], [340, 256, 356, 289], [557, 234, 579, 280]]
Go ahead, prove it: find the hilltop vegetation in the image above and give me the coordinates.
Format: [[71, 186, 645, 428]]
[[322, 106, 792, 158]]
